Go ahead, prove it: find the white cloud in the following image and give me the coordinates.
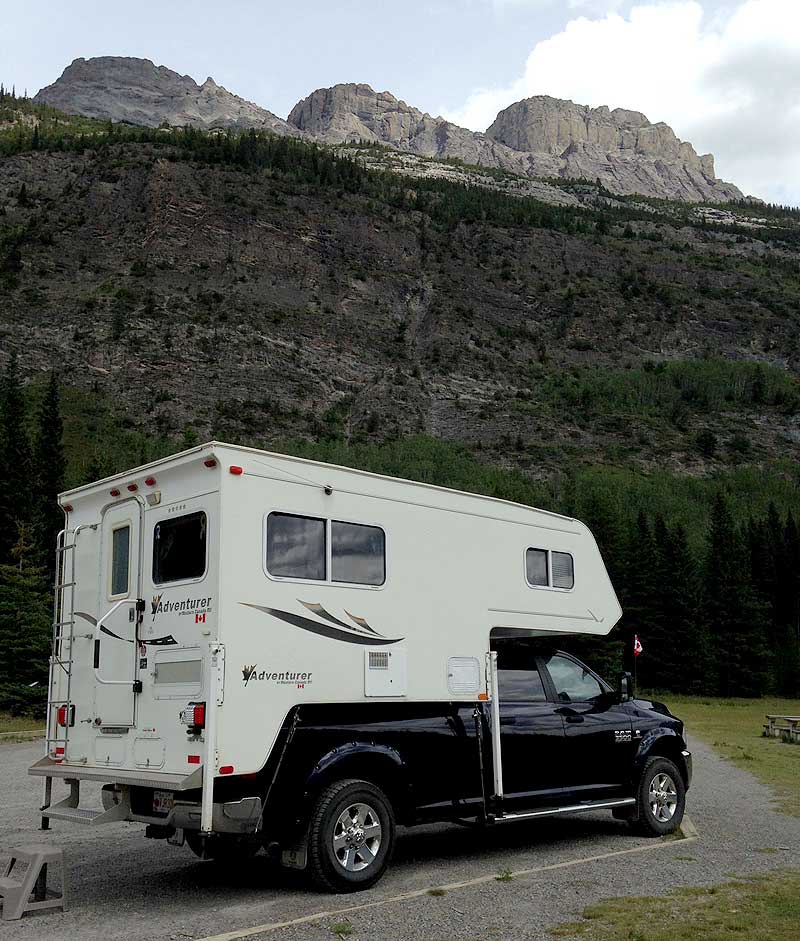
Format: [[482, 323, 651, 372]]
[[446, 1, 800, 203]]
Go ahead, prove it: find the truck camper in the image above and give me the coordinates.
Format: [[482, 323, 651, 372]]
[[32, 442, 691, 891]]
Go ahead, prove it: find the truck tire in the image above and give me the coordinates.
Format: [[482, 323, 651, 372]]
[[307, 778, 395, 892], [185, 831, 260, 863], [632, 756, 685, 836]]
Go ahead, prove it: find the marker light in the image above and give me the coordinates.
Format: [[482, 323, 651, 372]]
[[219, 766, 234, 776], [144, 476, 156, 487], [110, 489, 121, 497], [180, 702, 206, 733], [63, 504, 73, 513], [127, 483, 138, 492], [229, 465, 243, 475], [57, 705, 75, 727], [204, 459, 217, 468]]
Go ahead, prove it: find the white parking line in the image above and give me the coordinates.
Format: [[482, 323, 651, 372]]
[[196, 816, 698, 941]]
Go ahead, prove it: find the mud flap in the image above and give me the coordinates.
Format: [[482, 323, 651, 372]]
[[281, 826, 309, 870]]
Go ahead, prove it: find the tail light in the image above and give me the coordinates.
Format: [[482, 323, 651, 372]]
[[180, 702, 206, 734], [56, 704, 75, 727]]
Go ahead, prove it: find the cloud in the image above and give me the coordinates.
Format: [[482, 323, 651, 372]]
[[446, 1, 800, 203]]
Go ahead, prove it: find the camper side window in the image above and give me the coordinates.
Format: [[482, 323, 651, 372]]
[[332, 521, 385, 586], [525, 547, 574, 590], [153, 511, 207, 585], [266, 513, 326, 580], [110, 524, 130, 596]]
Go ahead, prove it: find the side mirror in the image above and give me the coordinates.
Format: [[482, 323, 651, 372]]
[[618, 671, 634, 702]]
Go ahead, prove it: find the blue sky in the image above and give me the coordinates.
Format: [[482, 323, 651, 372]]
[[3, 1, 800, 204]]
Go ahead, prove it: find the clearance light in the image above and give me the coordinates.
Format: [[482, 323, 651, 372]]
[[56, 705, 75, 727], [229, 465, 243, 476], [204, 458, 217, 468], [127, 483, 138, 492], [110, 489, 121, 497], [219, 766, 234, 776], [144, 476, 156, 487], [188, 755, 201, 765], [63, 504, 73, 513]]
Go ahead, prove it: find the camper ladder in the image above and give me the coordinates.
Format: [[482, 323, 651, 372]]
[[41, 529, 78, 829]]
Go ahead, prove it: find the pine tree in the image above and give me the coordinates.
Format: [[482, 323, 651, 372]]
[[0, 354, 33, 563], [0, 559, 51, 716], [32, 372, 65, 573], [661, 523, 706, 693]]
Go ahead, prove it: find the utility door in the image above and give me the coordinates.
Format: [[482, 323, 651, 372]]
[[94, 499, 143, 727]]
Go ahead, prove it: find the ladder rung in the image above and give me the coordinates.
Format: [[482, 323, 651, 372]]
[[55, 581, 76, 589], [53, 620, 75, 628], [57, 544, 76, 553]]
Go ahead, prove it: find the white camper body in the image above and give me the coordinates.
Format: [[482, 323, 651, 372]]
[[32, 441, 622, 843]]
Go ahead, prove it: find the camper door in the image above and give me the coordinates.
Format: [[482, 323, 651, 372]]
[[94, 499, 142, 727]]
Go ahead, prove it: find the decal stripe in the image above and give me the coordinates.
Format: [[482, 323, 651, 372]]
[[242, 603, 403, 646], [299, 601, 368, 633], [75, 613, 176, 646]]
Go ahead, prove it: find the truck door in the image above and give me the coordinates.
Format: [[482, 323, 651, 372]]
[[540, 653, 634, 797], [494, 644, 567, 804], [94, 499, 142, 727]]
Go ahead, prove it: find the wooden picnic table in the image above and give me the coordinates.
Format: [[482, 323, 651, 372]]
[[763, 714, 800, 743]]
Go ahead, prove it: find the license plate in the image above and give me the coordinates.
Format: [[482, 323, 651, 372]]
[[153, 790, 174, 814]]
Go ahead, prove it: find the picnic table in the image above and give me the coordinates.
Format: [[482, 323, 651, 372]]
[[763, 714, 800, 743]]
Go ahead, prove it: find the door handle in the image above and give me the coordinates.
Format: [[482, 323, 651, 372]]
[[564, 715, 585, 724]]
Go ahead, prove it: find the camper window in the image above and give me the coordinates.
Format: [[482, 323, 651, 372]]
[[110, 524, 130, 596], [266, 512, 326, 580], [332, 521, 385, 586], [525, 548, 574, 591], [153, 511, 207, 585]]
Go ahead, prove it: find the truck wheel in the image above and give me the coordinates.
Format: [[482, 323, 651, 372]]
[[307, 778, 395, 892], [632, 756, 685, 836], [185, 831, 260, 863]]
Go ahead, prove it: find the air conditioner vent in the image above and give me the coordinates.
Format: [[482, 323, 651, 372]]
[[368, 651, 389, 670]]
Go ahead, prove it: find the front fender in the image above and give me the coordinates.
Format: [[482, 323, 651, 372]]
[[634, 727, 690, 787]]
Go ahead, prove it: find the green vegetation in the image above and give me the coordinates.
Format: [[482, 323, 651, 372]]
[[654, 694, 800, 816], [551, 871, 800, 941], [0, 712, 43, 734]]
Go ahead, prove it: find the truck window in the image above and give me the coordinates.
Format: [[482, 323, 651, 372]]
[[110, 524, 130, 596], [545, 655, 603, 703], [266, 512, 326, 580], [153, 511, 207, 584], [496, 645, 547, 702], [331, 521, 385, 586]]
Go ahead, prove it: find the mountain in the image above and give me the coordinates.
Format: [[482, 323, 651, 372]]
[[34, 57, 299, 135], [35, 58, 742, 203]]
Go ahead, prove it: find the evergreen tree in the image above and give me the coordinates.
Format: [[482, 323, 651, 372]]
[[0, 354, 32, 563], [661, 523, 706, 693], [0, 559, 51, 715], [32, 372, 65, 573]]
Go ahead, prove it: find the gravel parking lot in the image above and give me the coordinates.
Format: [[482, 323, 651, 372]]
[[2, 736, 799, 941]]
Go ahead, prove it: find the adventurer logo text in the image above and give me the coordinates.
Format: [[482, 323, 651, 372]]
[[242, 664, 313, 689], [151, 595, 213, 622]]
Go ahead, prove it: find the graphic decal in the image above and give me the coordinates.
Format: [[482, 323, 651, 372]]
[[74, 612, 178, 646], [242, 664, 312, 688], [241, 602, 403, 646]]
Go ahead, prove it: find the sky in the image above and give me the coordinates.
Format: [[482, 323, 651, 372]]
[[2, 0, 799, 204]]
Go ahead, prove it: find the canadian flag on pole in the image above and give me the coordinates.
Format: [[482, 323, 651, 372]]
[[633, 634, 643, 657]]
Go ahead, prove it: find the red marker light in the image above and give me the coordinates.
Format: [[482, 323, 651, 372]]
[[229, 465, 243, 476], [192, 704, 205, 728], [110, 489, 121, 497], [219, 765, 234, 776], [204, 458, 217, 468], [63, 504, 73, 513], [57, 706, 67, 727], [127, 483, 138, 492], [188, 755, 201, 765], [144, 476, 156, 487]]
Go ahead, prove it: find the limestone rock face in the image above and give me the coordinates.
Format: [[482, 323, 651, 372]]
[[34, 57, 299, 135]]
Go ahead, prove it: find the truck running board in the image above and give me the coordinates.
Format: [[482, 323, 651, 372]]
[[492, 796, 636, 823]]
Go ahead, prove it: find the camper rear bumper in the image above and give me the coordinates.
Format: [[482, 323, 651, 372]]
[[28, 756, 204, 791]]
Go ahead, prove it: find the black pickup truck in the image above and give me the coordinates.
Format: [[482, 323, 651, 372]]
[[179, 640, 691, 892]]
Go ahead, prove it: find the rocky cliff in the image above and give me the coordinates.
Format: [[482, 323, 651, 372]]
[[35, 58, 742, 202], [34, 57, 298, 135]]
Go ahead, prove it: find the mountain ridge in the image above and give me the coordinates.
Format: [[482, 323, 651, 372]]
[[34, 56, 743, 203]]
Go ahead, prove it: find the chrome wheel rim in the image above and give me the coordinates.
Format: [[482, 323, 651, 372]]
[[648, 772, 678, 822], [333, 802, 382, 872]]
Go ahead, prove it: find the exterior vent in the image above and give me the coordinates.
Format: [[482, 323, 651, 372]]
[[368, 651, 389, 670], [364, 647, 407, 697]]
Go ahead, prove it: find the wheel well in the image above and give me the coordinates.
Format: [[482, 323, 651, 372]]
[[305, 754, 412, 823], [645, 735, 688, 787]]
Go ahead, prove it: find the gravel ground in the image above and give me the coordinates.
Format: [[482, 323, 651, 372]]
[[1, 736, 799, 940]]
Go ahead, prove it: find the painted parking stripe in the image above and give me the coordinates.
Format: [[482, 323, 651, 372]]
[[196, 815, 698, 941]]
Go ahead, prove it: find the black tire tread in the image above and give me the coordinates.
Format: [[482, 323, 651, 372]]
[[307, 778, 393, 892], [632, 755, 685, 837]]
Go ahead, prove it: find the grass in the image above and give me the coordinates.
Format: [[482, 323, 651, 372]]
[[0, 712, 43, 734], [652, 694, 800, 816], [551, 871, 800, 941]]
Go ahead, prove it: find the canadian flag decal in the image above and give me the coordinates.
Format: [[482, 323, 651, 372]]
[[195, 612, 206, 624]]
